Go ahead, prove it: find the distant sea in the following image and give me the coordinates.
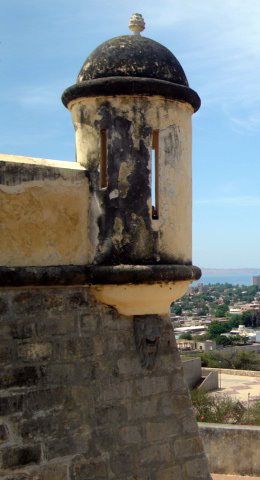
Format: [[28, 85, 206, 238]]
[[194, 275, 253, 286]]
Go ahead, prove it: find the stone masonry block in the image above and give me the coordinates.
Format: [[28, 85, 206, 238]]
[[117, 356, 141, 376], [100, 380, 134, 403], [184, 456, 211, 479], [181, 410, 200, 435], [54, 338, 93, 361], [168, 371, 189, 395], [13, 292, 43, 315], [135, 376, 168, 397], [95, 404, 127, 426], [0, 323, 11, 341], [40, 363, 81, 386], [37, 461, 70, 480], [18, 408, 83, 441], [158, 396, 176, 417], [67, 291, 89, 309], [146, 420, 179, 442], [69, 454, 107, 480], [93, 336, 104, 356], [44, 431, 90, 460], [80, 314, 99, 333], [126, 396, 158, 421], [1, 444, 42, 468], [11, 319, 37, 340], [109, 331, 136, 353], [0, 297, 8, 315], [119, 425, 142, 444], [36, 316, 79, 337], [70, 386, 95, 413], [100, 313, 133, 331], [0, 473, 34, 480], [154, 465, 182, 480], [0, 366, 40, 388], [22, 387, 65, 414], [174, 436, 204, 459], [126, 477, 148, 480], [0, 342, 15, 364], [0, 393, 23, 415], [140, 442, 172, 466], [91, 426, 118, 451], [171, 394, 192, 413], [110, 447, 138, 477], [0, 424, 9, 443], [17, 343, 52, 362]]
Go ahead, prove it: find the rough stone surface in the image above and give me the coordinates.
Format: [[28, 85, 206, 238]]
[[0, 286, 211, 480]]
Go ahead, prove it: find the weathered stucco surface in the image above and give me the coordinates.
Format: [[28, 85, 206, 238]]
[[0, 285, 211, 480], [91, 279, 190, 315], [69, 96, 192, 266], [0, 155, 89, 267], [199, 423, 260, 476]]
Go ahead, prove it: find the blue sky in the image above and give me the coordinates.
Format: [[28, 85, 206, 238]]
[[1, 0, 259, 268]]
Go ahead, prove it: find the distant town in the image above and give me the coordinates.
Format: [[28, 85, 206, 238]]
[[171, 279, 260, 353]]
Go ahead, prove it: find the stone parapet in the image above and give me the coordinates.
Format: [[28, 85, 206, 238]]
[[0, 285, 211, 479], [199, 423, 260, 476], [202, 367, 260, 378], [0, 154, 88, 267]]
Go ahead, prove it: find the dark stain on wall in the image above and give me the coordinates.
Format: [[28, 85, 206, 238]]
[[0, 161, 86, 186]]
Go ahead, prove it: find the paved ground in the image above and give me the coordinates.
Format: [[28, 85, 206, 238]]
[[212, 475, 260, 480], [211, 373, 260, 402]]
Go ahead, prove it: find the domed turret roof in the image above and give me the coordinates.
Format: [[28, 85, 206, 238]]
[[62, 14, 200, 112], [77, 35, 189, 87]]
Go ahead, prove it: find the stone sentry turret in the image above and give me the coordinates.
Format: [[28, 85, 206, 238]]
[[62, 13, 201, 316], [0, 14, 211, 480]]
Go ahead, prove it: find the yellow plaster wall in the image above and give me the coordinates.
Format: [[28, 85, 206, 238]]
[[91, 280, 191, 315], [0, 155, 89, 266], [69, 96, 193, 264]]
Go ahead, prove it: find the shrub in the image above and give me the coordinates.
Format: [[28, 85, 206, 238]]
[[242, 401, 260, 426], [191, 390, 260, 425], [198, 350, 260, 371], [191, 389, 245, 424]]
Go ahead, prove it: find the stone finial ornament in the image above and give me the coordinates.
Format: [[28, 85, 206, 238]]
[[128, 13, 145, 35]]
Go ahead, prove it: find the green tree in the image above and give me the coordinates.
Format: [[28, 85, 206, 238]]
[[214, 304, 229, 318], [179, 333, 192, 340], [207, 321, 231, 339], [197, 305, 209, 316], [215, 335, 233, 346], [172, 304, 182, 315], [198, 350, 260, 371], [242, 310, 260, 328], [227, 314, 242, 328]]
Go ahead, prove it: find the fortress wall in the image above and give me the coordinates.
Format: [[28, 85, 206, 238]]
[[0, 285, 210, 480], [182, 357, 202, 389], [199, 423, 260, 476], [0, 155, 89, 267]]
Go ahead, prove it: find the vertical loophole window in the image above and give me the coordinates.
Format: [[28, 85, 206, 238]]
[[100, 129, 108, 188], [151, 130, 159, 219]]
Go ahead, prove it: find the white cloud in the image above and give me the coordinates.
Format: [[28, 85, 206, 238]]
[[155, 0, 260, 133]]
